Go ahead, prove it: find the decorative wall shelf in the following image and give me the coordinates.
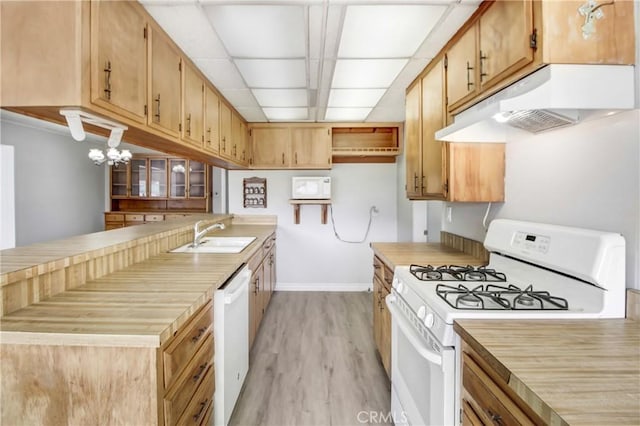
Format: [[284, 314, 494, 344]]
[[244, 177, 267, 208], [289, 199, 331, 224]]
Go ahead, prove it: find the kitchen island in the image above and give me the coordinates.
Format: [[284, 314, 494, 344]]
[[455, 319, 640, 425], [0, 215, 276, 425]]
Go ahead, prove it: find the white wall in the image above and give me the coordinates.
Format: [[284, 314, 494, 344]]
[[1, 113, 106, 246], [443, 110, 640, 290], [0, 145, 16, 249], [229, 163, 398, 290]]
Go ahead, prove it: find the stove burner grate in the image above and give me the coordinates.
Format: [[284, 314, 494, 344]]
[[410, 264, 507, 283], [435, 283, 569, 311]]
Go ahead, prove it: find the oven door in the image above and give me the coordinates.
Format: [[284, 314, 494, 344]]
[[386, 293, 455, 426]]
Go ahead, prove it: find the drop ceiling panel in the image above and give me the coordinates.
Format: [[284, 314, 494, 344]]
[[332, 59, 408, 88], [219, 89, 259, 107], [203, 5, 306, 58], [338, 5, 447, 58], [328, 89, 386, 107], [263, 107, 309, 121], [194, 59, 246, 90], [325, 107, 371, 121], [252, 89, 308, 107], [235, 59, 307, 88], [235, 107, 267, 122]]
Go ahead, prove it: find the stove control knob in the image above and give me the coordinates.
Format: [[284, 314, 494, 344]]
[[424, 313, 435, 328], [417, 306, 426, 320]]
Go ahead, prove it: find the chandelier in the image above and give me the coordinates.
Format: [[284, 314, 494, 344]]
[[60, 109, 131, 166]]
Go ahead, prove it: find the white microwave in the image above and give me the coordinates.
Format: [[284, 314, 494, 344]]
[[291, 177, 331, 199]]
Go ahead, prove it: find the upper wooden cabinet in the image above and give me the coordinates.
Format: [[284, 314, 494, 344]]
[[290, 127, 332, 169], [249, 125, 334, 169], [204, 86, 220, 155], [231, 112, 249, 165], [250, 127, 291, 168], [441, 0, 635, 114], [478, 0, 534, 92], [182, 63, 204, 147], [404, 81, 422, 199], [148, 27, 181, 138], [90, 0, 147, 123], [446, 23, 479, 111], [406, 57, 505, 202], [219, 102, 233, 159], [1, 0, 249, 170]]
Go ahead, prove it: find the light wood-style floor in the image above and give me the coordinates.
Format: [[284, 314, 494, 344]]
[[230, 292, 391, 426]]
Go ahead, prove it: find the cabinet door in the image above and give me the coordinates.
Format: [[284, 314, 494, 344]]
[[421, 57, 446, 199], [182, 63, 204, 147], [169, 159, 187, 198], [379, 284, 391, 378], [188, 160, 207, 199], [446, 143, 505, 202], [479, 0, 534, 91], [130, 159, 148, 197], [91, 0, 147, 122], [219, 102, 233, 159], [404, 82, 422, 199], [250, 127, 291, 168], [239, 121, 249, 165], [149, 158, 167, 198], [204, 86, 220, 154], [148, 28, 181, 137], [249, 265, 263, 349], [110, 165, 129, 198], [446, 23, 478, 111], [290, 127, 332, 169], [231, 112, 243, 161]]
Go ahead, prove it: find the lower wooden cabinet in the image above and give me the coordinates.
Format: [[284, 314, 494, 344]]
[[461, 342, 543, 426], [372, 255, 392, 378], [248, 233, 277, 349], [104, 211, 196, 230], [0, 300, 215, 426]]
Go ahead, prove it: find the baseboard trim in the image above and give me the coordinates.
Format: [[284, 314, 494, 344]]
[[274, 282, 372, 292]]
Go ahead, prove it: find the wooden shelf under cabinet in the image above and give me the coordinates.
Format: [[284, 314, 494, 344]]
[[332, 127, 399, 163], [289, 199, 331, 225]]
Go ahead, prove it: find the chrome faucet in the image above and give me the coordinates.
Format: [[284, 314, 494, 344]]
[[192, 220, 225, 247]]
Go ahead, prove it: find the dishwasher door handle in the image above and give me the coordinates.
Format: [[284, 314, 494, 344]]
[[386, 294, 443, 367], [225, 275, 250, 305]]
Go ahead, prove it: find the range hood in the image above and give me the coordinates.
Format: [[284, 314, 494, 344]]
[[435, 64, 635, 142]]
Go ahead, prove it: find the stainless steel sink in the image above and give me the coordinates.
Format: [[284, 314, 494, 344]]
[[170, 237, 257, 253]]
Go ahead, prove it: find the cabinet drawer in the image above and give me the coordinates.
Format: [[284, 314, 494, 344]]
[[382, 265, 394, 291], [165, 214, 188, 220], [373, 256, 384, 281], [105, 223, 125, 230], [163, 301, 213, 389], [462, 352, 534, 426], [105, 213, 125, 222], [145, 214, 165, 222], [198, 399, 214, 426], [175, 367, 215, 426], [164, 333, 214, 426], [125, 214, 144, 222], [262, 233, 275, 251]]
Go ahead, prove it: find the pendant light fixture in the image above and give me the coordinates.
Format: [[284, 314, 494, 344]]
[[60, 109, 131, 166]]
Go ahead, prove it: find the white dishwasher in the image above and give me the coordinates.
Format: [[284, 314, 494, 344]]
[[214, 265, 250, 426]]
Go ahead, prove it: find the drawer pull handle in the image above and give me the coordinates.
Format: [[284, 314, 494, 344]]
[[192, 399, 208, 422], [192, 362, 208, 382], [486, 409, 503, 425], [191, 327, 207, 343]]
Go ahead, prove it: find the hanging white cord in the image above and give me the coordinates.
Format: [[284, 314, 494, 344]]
[[330, 205, 378, 244], [482, 202, 492, 232]]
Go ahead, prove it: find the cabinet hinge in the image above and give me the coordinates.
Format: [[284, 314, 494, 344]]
[[178, 62, 182, 72], [444, 54, 448, 69], [530, 28, 538, 50], [249, 129, 252, 136], [202, 135, 204, 142], [202, 84, 204, 92], [179, 123, 182, 132], [144, 104, 148, 116], [143, 27, 147, 39]]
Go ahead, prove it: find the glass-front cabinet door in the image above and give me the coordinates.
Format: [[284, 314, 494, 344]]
[[149, 158, 167, 197], [110, 165, 128, 197], [188, 160, 206, 198], [169, 159, 187, 198], [130, 159, 147, 197]]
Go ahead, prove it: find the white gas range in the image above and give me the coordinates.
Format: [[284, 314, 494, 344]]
[[386, 219, 626, 426]]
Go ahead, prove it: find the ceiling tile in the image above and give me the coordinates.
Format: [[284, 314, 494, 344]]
[[235, 59, 306, 88], [203, 5, 305, 58], [366, 106, 406, 122], [143, 4, 228, 59], [375, 88, 405, 108], [218, 89, 258, 107], [235, 107, 267, 123], [414, 4, 478, 59], [325, 107, 371, 121], [332, 59, 408, 88], [194, 59, 246, 90], [392, 58, 432, 89], [328, 89, 386, 107], [263, 107, 309, 121], [252, 89, 308, 107], [338, 5, 447, 58]]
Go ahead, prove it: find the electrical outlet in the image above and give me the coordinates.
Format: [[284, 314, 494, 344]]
[[446, 206, 452, 223]]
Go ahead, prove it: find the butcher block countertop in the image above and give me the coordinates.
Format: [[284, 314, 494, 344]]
[[0, 219, 276, 348], [454, 319, 640, 425], [370, 242, 487, 269]]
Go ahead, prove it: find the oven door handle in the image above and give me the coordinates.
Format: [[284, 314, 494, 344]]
[[386, 294, 443, 367]]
